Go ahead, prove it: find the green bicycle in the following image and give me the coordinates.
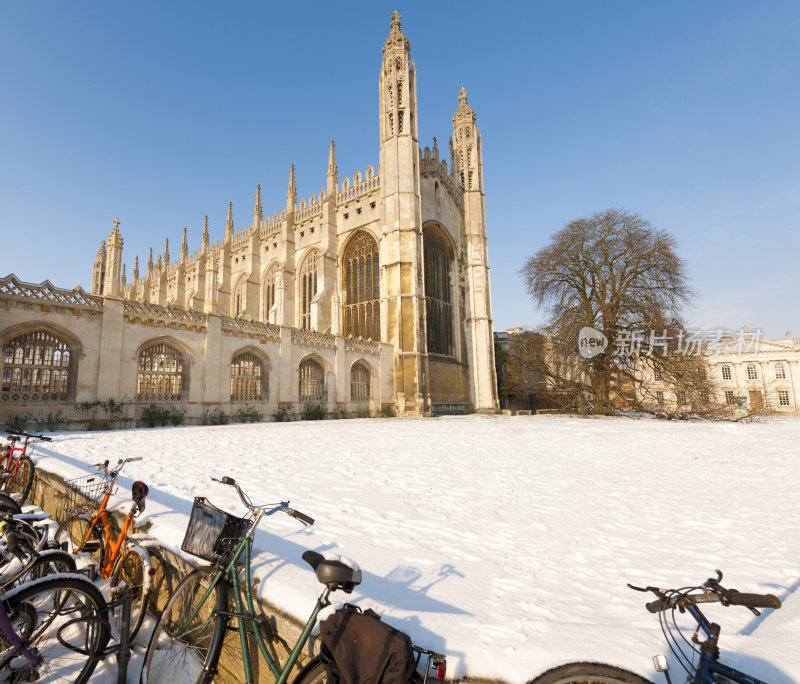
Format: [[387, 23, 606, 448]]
[[141, 475, 333, 684]]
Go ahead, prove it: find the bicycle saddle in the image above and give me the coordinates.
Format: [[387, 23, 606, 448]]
[[302, 550, 362, 593]]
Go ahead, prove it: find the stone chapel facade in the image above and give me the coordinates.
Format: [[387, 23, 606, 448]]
[[1, 13, 498, 425]]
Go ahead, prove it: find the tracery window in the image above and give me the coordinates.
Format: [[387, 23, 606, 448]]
[[1, 330, 72, 401], [136, 342, 185, 401], [230, 352, 267, 401], [233, 279, 245, 316], [300, 252, 318, 330], [350, 363, 370, 402], [299, 358, 325, 402], [343, 233, 380, 341], [263, 266, 278, 321], [423, 229, 454, 357]]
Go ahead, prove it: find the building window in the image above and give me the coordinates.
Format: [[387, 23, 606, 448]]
[[700, 391, 710, 404], [299, 358, 325, 402], [721, 365, 732, 380], [233, 279, 245, 316], [698, 367, 707, 381], [655, 391, 664, 404], [423, 228, 454, 356], [136, 342, 185, 400], [1, 329, 73, 401], [679, 391, 687, 405], [653, 368, 662, 381], [350, 363, 370, 402], [263, 266, 278, 321], [775, 362, 786, 380], [230, 352, 267, 401], [725, 390, 735, 405], [778, 390, 790, 406], [343, 233, 380, 341], [300, 252, 318, 330], [746, 363, 758, 380]]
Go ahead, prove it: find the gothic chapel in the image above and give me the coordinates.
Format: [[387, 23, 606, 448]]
[[0, 13, 497, 423]]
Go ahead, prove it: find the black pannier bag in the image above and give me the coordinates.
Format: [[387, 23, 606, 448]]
[[319, 604, 417, 684]]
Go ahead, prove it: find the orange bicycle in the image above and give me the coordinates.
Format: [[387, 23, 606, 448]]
[[55, 457, 155, 640]]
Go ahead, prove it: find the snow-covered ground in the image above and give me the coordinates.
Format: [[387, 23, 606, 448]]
[[27, 415, 800, 683]]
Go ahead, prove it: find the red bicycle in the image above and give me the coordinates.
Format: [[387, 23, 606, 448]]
[[1, 430, 50, 503]]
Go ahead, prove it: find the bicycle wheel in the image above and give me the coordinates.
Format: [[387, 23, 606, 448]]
[[0, 491, 22, 514], [141, 566, 228, 684], [1, 549, 77, 590], [110, 543, 151, 642], [0, 573, 111, 683], [7, 456, 35, 501], [294, 658, 328, 684], [528, 662, 653, 684], [55, 515, 104, 570]]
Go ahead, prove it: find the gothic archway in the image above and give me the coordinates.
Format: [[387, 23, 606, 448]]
[[342, 232, 380, 341]]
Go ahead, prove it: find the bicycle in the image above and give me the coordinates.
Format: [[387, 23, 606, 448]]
[[0, 512, 77, 590], [1, 430, 51, 502], [0, 571, 111, 683], [142, 475, 447, 684], [54, 457, 154, 641], [529, 569, 783, 684]]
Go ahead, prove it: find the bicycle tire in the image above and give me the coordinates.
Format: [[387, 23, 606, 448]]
[[293, 658, 329, 684], [0, 491, 22, 514], [141, 566, 229, 684], [55, 514, 105, 570], [110, 542, 151, 642], [1, 572, 111, 683], [7, 456, 35, 501], [1, 549, 77, 590], [528, 662, 653, 684]]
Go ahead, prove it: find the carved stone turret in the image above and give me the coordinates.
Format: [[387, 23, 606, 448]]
[[103, 218, 124, 297]]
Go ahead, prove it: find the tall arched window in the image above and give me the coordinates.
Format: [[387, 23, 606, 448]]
[[300, 252, 318, 330], [423, 228, 454, 357], [343, 233, 380, 341], [231, 351, 267, 401], [232, 278, 245, 316], [262, 265, 279, 322], [299, 358, 325, 402], [1, 329, 73, 400], [350, 362, 370, 402], [137, 342, 185, 401]]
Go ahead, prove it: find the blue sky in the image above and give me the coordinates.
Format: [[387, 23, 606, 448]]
[[2, 1, 798, 338]]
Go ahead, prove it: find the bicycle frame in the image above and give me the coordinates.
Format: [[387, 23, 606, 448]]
[[176, 506, 330, 684], [684, 600, 769, 684]]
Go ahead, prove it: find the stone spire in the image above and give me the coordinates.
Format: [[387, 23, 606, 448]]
[[121, 263, 126, 286], [163, 238, 170, 267], [92, 240, 106, 295], [156, 254, 162, 269], [147, 247, 153, 275], [103, 218, 124, 297], [451, 87, 481, 191], [181, 227, 188, 261], [225, 202, 234, 242], [133, 255, 140, 281], [201, 216, 209, 252], [253, 185, 262, 229], [327, 140, 338, 197], [287, 164, 297, 213]]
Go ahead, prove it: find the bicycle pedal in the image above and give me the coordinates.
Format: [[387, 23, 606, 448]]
[[82, 541, 101, 552]]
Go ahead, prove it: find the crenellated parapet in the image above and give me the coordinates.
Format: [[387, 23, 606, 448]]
[[123, 300, 207, 328], [291, 328, 336, 350], [337, 167, 380, 205], [1, 273, 104, 311], [220, 316, 280, 341]]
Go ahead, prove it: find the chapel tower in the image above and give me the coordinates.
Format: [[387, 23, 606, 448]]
[[378, 11, 428, 415]]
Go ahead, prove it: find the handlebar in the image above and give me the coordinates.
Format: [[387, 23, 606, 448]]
[[4, 430, 52, 442], [213, 475, 315, 526], [630, 570, 782, 615]]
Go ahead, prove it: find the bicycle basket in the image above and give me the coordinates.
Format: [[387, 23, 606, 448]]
[[64, 472, 113, 513], [181, 497, 250, 563]]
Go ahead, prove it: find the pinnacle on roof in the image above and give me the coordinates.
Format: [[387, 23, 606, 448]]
[[328, 140, 337, 177], [225, 202, 234, 240], [287, 164, 296, 199]]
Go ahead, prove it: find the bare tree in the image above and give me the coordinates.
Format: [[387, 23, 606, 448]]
[[521, 208, 695, 415]]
